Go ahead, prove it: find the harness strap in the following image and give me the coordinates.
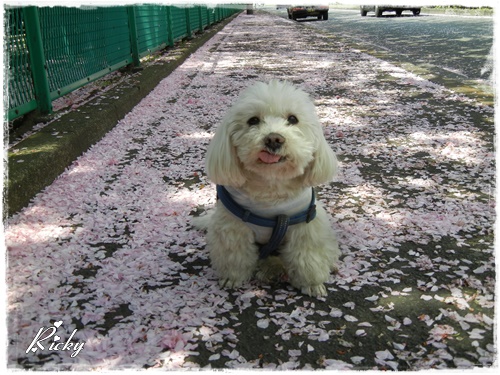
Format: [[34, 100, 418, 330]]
[[259, 214, 290, 259], [216, 185, 317, 258]]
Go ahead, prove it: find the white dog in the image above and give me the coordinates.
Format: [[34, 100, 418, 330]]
[[195, 80, 340, 297]]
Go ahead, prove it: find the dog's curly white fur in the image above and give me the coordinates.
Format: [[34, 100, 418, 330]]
[[195, 80, 340, 297]]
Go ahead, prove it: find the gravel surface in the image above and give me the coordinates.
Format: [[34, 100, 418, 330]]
[[6, 11, 495, 370]]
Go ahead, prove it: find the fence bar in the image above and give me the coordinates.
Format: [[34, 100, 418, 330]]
[[22, 6, 52, 114]]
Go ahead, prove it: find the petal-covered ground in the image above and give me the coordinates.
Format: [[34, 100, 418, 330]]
[[6, 12, 495, 370]]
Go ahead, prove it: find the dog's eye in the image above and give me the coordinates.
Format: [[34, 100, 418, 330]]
[[247, 117, 260, 126], [287, 115, 299, 125]]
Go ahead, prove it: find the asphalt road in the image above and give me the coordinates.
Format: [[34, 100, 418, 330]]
[[264, 7, 494, 101]]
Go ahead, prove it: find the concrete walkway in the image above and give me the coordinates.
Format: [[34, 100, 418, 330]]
[[5, 11, 495, 370]]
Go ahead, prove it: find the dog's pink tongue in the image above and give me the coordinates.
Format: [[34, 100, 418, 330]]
[[258, 151, 281, 164]]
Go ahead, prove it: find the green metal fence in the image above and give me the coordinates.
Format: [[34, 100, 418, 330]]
[[4, 4, 242, 121]]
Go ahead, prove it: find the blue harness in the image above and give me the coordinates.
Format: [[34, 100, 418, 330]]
[[216, 185, 317, 259]]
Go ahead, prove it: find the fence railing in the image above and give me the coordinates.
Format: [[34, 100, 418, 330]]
[[4, 4, 242, 121]]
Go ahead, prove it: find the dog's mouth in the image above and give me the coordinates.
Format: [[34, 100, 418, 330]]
[[258, 150, 285, 164]]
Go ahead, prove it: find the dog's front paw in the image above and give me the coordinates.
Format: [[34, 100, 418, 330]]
[[219, 277, 244, 289], [301, 284, 328, 297]]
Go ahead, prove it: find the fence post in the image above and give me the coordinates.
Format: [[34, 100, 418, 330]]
[[127, 6, 141, 67], [185, 7, 192, 38], [198, 5, 203, 31], [166, 6, 174, 46], [22, 6, 52, 114]]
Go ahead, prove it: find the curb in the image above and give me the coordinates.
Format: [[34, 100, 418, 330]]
[[5, 13, 240, 218]]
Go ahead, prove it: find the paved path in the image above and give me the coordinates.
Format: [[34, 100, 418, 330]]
[[6, 11, 495, 370]]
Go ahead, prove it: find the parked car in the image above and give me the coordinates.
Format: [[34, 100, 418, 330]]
[[360, 5, 421, 17], [287, 5, 329, 20]]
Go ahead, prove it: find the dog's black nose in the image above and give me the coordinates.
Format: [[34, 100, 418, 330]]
[[265, 133, 286, 152]]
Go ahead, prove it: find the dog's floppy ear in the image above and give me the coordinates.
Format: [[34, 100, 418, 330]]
[[206, 118, 246, 187], [304, 136, 338, 186]]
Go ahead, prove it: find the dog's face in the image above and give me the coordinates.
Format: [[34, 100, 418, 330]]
[[206, 80, 337, 188]]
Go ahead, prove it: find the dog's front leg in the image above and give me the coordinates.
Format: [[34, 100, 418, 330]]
[[285, 256, 330, 297], [281, 211, 339, 297], [206, 206, 259, 289], [282, 240, 331, 297]]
